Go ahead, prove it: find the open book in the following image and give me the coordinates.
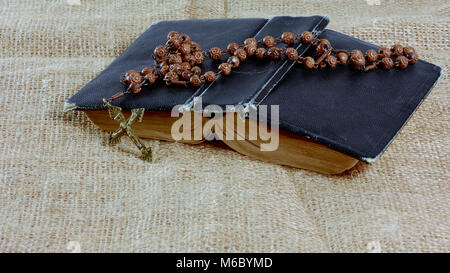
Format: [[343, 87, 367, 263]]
[[65, 16, 442, 174]]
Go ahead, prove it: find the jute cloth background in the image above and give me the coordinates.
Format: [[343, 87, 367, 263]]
[[0, 0, 448, 252]]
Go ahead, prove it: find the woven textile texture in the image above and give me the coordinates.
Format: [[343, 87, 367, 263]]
[[0, 0, 448, 253]]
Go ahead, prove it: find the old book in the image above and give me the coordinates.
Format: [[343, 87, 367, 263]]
[[65, 16, 442, 174]]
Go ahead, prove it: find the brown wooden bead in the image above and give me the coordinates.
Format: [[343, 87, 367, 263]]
[[227, 42, 239, 54], [325, 55, 338, 69], [228, 56, 240, 68], [166, 36, 182, 50], [129, 82, 142, 94], [204, 71, 217, 83], [167, 31, 179, 40], [234, 48, 247, 61], [219, 62, 232, 76], [180, 62, 191, 72], [391, 44, 403, 56], [396, 55, 409, 69], [267, 47, 281, 60], [379, 57, 394, 70], [169, 63, 182, 74], [302, 56, 315, 70], [301, 31, 314, 44], [164, 71, 179, 85], [190, 41, 202, 51], [316, 39, 332, 55], [281, 32, 295, 45], [244, 45, 257, 57], [366, 49, 378, 62], [349, 51, 366, 70], [379, 47, 391, 58], [181, 70, 192, 80], [160, 64, 170, 75], [192, 51, 204, 65], [209, 47, 223, 61], [179, 42, 191, 55], [403, 46, 418, 64], [244, 38, 258, 47], [154, 45, 167, 59], [179, 34, 191, 43], [191, 66, 202, 75], [255, 48, 267, 60], [169, 54, 182, 64], [285, 47, 298, 61], [183, 54, 196, 66], [189, 75, 202, 87], [336, 52, 348, 65], [141, 67, 158, 84], [263, 35, 276, 47], [124, 70, 143, 85], [351, 49, 364, 57]]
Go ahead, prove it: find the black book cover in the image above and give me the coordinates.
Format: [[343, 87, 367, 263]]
[[65, 16, 442, 163]]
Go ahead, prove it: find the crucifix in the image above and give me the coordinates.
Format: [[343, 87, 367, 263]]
[[103, 99, 152, 161]]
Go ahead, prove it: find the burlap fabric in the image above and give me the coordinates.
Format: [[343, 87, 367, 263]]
[[0, 0, 448, 253]]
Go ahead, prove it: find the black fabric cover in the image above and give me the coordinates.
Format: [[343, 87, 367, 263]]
[[66, 16, 442, 162]]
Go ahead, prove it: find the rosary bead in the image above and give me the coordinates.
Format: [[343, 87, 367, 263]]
[[180, 62, 191, 72], [167, 31, 179, 40], [281, 32, 295, 45], [302, 56, 315, 70], [181, 70, 192, 80], [209, 47, 223, 61], [169, 63, 182, 75], [301, 31, 314, 44], [179, 42, 191, 55], [245, 45, 257, 57], [316, 39, 332, 55], [336, 52, 348, 65], [204, 71, 217, 83], [141, 67, 158, 84], [227, 43, 239, 54], [160, 64, 170, 75], [244, 38, 258, 47], [285, 47, 298, 61], [189, 75, 202, 87], [255, 48, 267, 60], [349, 51, 366, 70], [379, 57, 394, 70], [190, 41, 202, 51], [167, 36, 182, 50], [219, 62, 232, 76], [125, 70, 143, 85], [391, 44, 403, 56], [365, 49, 378, 62], [129, 82, 142, 94], [183, 54, 196, 66], [228, 56, 240, 68], [403, 46, 418, 64], [169, 54, 182, 64], [396, 55, 409, 69], [234, 48, 247, 61], [379, 47, 391, 58], [191, 66, 202, 75], [179, 34, 191, 43], [192, 51, 205, 65], [164, 71, 179, 85], [325, 55, 338, 69], [267, 47, 281, 60], [263, 35, 276, 47], [154, 45, 167, 59]]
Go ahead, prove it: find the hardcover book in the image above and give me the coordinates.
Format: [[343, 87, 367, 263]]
[[65, 16, 442, 174]]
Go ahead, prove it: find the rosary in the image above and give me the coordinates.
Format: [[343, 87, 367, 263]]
[[103, 30, 419, 160]]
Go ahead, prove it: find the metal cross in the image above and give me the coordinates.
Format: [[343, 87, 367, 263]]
[[103, 99, 152, 161]]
